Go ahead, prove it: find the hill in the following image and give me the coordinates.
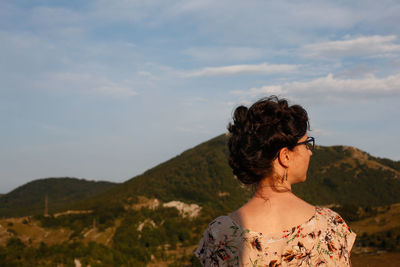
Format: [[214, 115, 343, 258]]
[[0, 177, 118, 218], [294, 145, 400, 206], [90, 134, 249, 216], [4, 134, 400, 218], [91, 134, 400, 214]]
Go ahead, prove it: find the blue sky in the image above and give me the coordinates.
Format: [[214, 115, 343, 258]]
[[1, 0, 400, 193]]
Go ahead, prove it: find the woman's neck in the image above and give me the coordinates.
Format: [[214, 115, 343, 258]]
[[257, 180, 292, 192]]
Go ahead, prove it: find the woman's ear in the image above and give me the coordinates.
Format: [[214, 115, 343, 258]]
[[278, 147, 290, 168]]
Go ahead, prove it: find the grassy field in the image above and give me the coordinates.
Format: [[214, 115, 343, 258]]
[[350, 203, 400, 234], [352, 252, 400, 267]]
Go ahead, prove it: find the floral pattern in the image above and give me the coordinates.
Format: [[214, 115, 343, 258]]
[[194, 207, 356, 266]]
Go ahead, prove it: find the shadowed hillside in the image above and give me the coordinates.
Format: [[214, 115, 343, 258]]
[[90, 134, 400, 214], [3, 135, 400, 219], [0, 178, 118, 218], [91, 134, 250, 215]]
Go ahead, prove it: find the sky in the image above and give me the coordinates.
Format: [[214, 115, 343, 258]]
[[1, 0, 400, 193]]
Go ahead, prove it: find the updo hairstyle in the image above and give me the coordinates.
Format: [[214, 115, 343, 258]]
[[227, 96, 309, 185]]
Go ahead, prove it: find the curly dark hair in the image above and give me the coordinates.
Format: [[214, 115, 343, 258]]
[[227, 96, 310, 185]]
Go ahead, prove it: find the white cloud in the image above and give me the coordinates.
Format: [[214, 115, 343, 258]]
[[334, 63, 377, 79], [183, 63, 299, 77], [182, 46, 264, 62], [231, 73, 400, 102], [303, 35, 400, 58], [79, 1, 364, 47]]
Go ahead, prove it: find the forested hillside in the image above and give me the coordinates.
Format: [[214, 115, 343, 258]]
[[0, 178, 118, 218], [1, 134, 400, 266], [91, 134, 400, 213], [91, 134, 250, 215]]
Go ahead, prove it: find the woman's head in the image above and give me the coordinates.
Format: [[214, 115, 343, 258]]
[[227, 96, 310, 186]]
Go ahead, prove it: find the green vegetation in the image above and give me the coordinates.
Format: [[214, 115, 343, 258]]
[[0, 237, 203, 267], [93, 137, 400, 211], [1, 134, 400, 265], [3, 136, 400, 219], [0, 177, 117, 218], [0, 238, 141, 267], [374, 157, 400, 172], [330, 204, 383, 222], [0, 206, 206, 266], [91, 135, 252, 216], [293, 146, 400, 206], [357, 227, 400, 251], [36, 214, 94, 239], [113, 206, 202, 265], [34, 201, 126, 236]]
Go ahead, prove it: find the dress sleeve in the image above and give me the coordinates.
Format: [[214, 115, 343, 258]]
[[331, 210, 357, 266], [194, 218, 237, 267], [342, 222, 356, 252], [335, 212, 356, 251], [194, 224, 223, 267], [194, 226, 212, 266]]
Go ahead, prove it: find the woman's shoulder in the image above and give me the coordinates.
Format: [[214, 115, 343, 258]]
[[314, 206, 351, 226], [194, 215, 243, 265], [203, 215, 240, 236], [314, 206, 357, 242]]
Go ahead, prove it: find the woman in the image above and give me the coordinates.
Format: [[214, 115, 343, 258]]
[[195, 96, 356, 266]]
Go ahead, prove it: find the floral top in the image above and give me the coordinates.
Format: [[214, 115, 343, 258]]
[[194, 207, 356, 267]]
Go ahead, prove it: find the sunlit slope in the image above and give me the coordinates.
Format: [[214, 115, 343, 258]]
[[351, 203, 400, 234], [294, 145, 400, 206]]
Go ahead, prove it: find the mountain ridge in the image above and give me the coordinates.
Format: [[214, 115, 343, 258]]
[[0, 177, 118, 218], [2, 134, 400, 218]]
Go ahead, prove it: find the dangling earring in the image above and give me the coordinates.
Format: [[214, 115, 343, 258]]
[[281, 168, 288, 183]]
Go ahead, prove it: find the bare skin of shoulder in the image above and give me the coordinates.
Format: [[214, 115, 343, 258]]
[[229, 189, 315, 235]]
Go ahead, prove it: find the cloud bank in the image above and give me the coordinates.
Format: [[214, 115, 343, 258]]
[[183, 62, 299, 77], [231, 73, 400, 102], [303, 35, 400, 58]]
